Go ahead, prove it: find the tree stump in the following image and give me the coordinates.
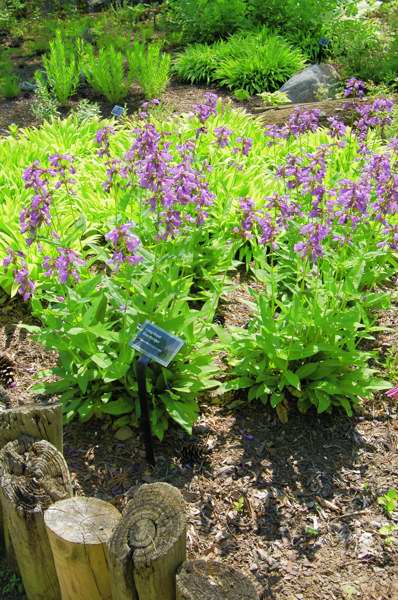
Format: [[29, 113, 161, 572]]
[[108, 482, 187, 600], [0, 402, 63, 553], [176, 560, 258, 600], [0, 437, 72, 599], [44, 496, 122, 600], [0, 402, 63, 453]]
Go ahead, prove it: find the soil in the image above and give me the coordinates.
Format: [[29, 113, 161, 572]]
[[0, 286, 397, 600], [0, 70, 397, 600]]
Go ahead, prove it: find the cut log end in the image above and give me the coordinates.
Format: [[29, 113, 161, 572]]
[[44, 496, 121, 600], [110, 482, 186, 566], [44, 496, 121, 545], [109, 482, 187, 600], [176, 560, 258, 600]]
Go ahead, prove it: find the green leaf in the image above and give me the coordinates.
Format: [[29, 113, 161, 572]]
[[101, 397, 133, 416], [91, 353, 113, 369], [284, 370, 301, 390], [163, 394, 199, 434]]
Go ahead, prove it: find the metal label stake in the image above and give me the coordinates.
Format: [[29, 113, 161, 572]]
[[130, 321, 184, 466], [136, 354, 155, 465]]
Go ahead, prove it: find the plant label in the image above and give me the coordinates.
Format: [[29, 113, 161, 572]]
[[111, 105, 125, 118], [130, 321, 184, 367]]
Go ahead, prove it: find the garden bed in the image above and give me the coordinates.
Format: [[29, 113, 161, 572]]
[[0, 289, 397, 600]]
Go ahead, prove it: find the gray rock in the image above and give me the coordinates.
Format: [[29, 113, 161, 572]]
[[20, 81, 37, 92], [280, 64, 340, 104]]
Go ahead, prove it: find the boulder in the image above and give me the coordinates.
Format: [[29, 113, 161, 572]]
[[280, 64, 340, 104]]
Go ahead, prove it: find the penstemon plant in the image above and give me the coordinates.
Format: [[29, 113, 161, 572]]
[[1, 88, 397, 432]]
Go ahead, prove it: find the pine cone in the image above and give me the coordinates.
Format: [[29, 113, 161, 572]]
[[0, 385, 12, 409], [0, 354, 16, 389]]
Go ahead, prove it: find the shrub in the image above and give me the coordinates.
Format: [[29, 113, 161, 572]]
[[175, 30, 306, 95], [174, 43, 219, 85], [128, 42, 171, 99], [42, 30, 80, 105], [0, 52, 20, 99], [82, 44, 129, 103], [324, 17, 398, 84], [167, 0, 249, 42], [215, 34, 305, 95], [247, 0, 339, 59]]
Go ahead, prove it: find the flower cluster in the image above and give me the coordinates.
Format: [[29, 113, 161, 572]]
[[48, 154, 76, 191], [43, 247, 86, 284], [265, 108, 321, 141], [20, 161, 53, 245], [119, 117, 214, 238], [352, 98, 394, 142], [344, 78, 366, 99], [3, 249, 35, 301], [96, 126, 115, 158], [105, 223, 143, 269], [214, 126, 233, 148], [194, 93, 218, 124]]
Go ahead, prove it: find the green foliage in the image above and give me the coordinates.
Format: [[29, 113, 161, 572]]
[[324, 17, 398, 84], [82, 44, 129, 103], [247, 0, 339, 59], [43, 30, 80, 104], [220, 278, 390, 420], [128, 42, 171, 99], [0, 53, 19, 99], [175, 30, 306, 95], [173, 44, 219, 85], [167, 0, 249, 43], [378, 489, 398, 517], [31, 71, 60, 122], [233, 89, 251, 102], [259, 90, 291, 106], [71, 99, 101, 124], [0, 98, 397, 434], [0, 0, 25, 34]]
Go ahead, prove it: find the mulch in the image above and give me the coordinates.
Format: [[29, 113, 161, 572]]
[[0, 284, 397, 600]]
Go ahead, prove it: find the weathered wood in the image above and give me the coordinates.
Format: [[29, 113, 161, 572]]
[[0, 402, 63, 555], [108, 482, 187, 600], [44, 496, 121, 600], [0, 437, 72, 599], [0, 402, 63, 453], [176, 560, 258, 600]]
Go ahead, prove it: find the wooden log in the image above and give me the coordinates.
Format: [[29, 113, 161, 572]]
[[0, 437, 72, 599], [0, 401, 63, 453], [44, 496, 122, 600], [108, 482, 187, 600], [176, 560, 258, 600], [0, 402, 63, 554]]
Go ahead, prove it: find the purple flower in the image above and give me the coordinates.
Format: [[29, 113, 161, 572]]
[[3, 249, 35, 301], [20, 161, 53, 244], [214, 126, 233, 148], [327, 117, 347, 138], [194, 93, 218, 124], [286, 108, 321, 137], [96, 126, 116, 158], [344, 78, 366, 99], [233, 197, 256, 240], [233, 136, 253, 156], [105, 223, 143, 269], [48, 154, 76, 191], [352, 98, 394, 141], [43, 247, 85, 284], [294, 223, 330, 261]]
